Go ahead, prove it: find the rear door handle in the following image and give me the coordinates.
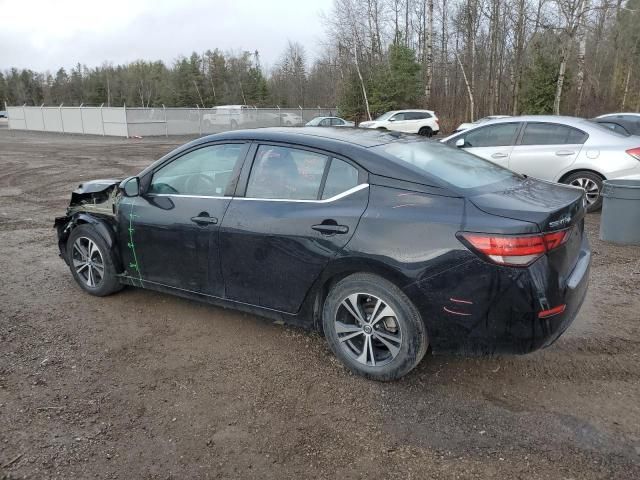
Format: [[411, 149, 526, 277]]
[[491, 152, 508, 159], [312, 223, 349, 235], [191, 214, 218, 226], [556, 150, 575, 156]]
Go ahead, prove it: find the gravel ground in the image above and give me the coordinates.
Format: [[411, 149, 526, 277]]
[[0, 130, 639, 479]]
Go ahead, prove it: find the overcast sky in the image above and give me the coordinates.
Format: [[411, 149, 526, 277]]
[[0, 0, 334, 73]]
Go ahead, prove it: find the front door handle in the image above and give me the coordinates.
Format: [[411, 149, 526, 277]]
[[312, 223, 349, 235], [491, 152, 508, 159], [556, 150, 575, 156], [191, 213, 218, 226]]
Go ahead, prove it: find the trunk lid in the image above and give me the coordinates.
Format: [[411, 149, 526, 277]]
[[468, 178, 585, 232], [468, 177, 587, 276]]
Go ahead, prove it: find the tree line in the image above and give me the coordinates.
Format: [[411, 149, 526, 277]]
[[1, 0, 638, 130]]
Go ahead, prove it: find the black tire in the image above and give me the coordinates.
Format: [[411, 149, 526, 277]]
[[322, 273, 428, 381], [418, 127, 433, 137], [376, 127, 387, 130], [561, 171, 604, 212], [66, 224, 123, 297]]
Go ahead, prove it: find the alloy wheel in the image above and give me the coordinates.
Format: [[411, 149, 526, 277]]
[[71, 236, 105, 288], [570, 177, 600, 206], [334, 293, 403, 367]]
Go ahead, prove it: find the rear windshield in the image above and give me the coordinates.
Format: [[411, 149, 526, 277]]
[[586, 120, 631, 137], [373, 139, 522, 190]]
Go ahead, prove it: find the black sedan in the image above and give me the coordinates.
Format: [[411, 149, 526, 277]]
[[55, 128, 591, 380]]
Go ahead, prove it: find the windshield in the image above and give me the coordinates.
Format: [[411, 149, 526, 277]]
[[374, 111, 396, 121], [373, 139, 522, 190]]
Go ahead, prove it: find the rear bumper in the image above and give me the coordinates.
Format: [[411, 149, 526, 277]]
[[405, 236, 591, 355]]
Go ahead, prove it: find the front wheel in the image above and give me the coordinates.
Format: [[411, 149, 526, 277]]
[[562, 171, 604, 212], [66, 224, 123, 296], [322, 273, 428, 381]]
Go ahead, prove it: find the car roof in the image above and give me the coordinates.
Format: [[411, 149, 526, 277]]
[[391, 109, 435, 114], [596, 112, 640, 118]]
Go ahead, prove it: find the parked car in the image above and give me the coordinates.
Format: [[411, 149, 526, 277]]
[[305, 116, 355, 127], [0, 111, 7, 118], [283, 113, 305, 126], [593, 113, 640, 136], [202, 105, 256, 129], [359, 110, 439, 136], [441, 115, 640, 212], [454, 115, 511, 133], [55, 127, 590, 381]]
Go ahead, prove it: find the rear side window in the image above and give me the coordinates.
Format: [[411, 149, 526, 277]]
[[330, 118, 345, 126], [246, 145, 328, 200], [454, 123, 520, 147], [520, 123, 588, 145], [406, 112, 431, 120], [322, 159, 359, 199], [374, 140, 520, 190]]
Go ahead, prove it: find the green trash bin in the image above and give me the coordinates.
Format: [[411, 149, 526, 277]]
[[599, 179, 640, 245]]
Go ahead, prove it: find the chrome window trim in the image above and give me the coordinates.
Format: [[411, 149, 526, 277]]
[[145, 183, 369, 203]]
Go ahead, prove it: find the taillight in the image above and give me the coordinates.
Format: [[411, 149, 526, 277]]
[[626, 147, 640, 161], [458, 230, 570, 267]]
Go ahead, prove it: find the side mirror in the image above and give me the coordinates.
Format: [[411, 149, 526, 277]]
[[455, 138, 466, 148], [120, 176, 140, 197], [388, 117, 396, 122]]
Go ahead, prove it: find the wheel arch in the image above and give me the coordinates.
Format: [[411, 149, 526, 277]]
[[304, 257, 416, 333], [557, 168, 607, 184], [59, 213, 122, 272]]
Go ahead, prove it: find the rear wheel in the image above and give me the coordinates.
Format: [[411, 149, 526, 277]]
[[66, 224, 122, 296], [322, 273, 428, 381], [562, 171, 603, 212], [418, 127, 433, 137]]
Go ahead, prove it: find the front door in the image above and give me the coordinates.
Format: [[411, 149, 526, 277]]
[[449, 122, 522, 168], [220, 144, 369, 313], [119, 142, 247, 296]]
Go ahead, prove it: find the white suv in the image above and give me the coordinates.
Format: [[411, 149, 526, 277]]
[[359, 110, 439, 136]]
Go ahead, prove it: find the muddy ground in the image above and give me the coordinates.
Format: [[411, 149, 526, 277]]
[[0, 130, 639, 479]]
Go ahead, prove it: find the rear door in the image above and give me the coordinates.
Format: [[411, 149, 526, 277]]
[[219, 143, 368, 313], [508, 122, 587, 180], [448, 122, 522, 167]]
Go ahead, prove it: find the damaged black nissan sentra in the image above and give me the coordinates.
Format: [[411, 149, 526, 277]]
[[55, 127, 590, 380]]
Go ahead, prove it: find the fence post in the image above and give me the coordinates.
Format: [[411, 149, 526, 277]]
[[41, 103, 46, 131], [59, 104, 65, 134], [23, 104, 28, 130], [197, 104, 202, 136], [4, 101, 9, 130], [79, 103, 85, 134], [299, 105, 303, 125], [100, 103, 105, 136], [123, 102, 129, 138], [163, 104, 168, 137], [277, 105, 281, 126]]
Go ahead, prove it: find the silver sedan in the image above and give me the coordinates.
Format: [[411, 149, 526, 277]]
[[441, 115, 640, 211]]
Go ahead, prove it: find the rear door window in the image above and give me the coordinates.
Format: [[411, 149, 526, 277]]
[[453, 123, 521, 147], [520, 123, 588, 145], [321, 159, 359, 199], [246, 145, 328, 200], [330, 118, 345, 126]]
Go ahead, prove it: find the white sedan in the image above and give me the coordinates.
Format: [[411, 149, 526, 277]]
[[305, 116, 355, 127]]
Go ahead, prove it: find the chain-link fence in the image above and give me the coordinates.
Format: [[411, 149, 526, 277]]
[[5, 105, 336, 137]]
